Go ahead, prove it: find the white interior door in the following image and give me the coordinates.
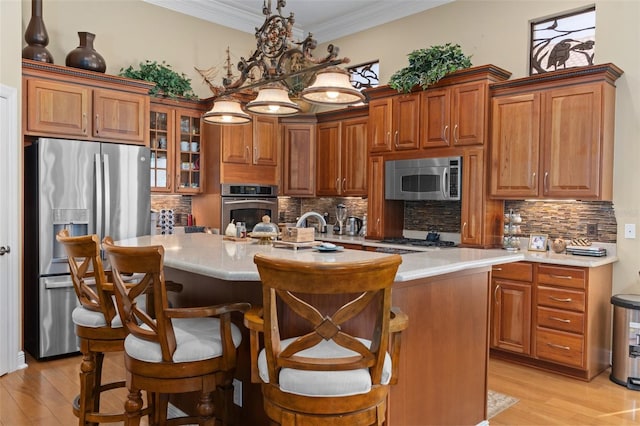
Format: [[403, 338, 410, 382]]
[[0, 83, 23, 375]]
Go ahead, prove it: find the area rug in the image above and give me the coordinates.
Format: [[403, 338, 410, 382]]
[[487, 390, 519, 419]]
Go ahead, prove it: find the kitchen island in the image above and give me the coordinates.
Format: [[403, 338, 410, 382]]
[[116, 233, 523, 425]]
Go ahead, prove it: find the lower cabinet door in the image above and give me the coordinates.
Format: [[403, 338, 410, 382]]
[[491, 279, 532, 355]]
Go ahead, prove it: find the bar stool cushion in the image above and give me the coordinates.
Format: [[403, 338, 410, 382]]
[[257, 337, 392, 397], [72, 305, 124, 328], [124, 318, 243, 363], [71, 295, 147, 328]]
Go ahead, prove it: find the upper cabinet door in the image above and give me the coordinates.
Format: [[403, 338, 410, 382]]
[[26, 79, 91, 137], [93, 89, 147, 143], [253, 116, 279, 166], [221, 124, 252, 164], [542, 84, 602, 199], [421, 88, 451, 148], [490, 93, 541, 198], [282, 123, 315, 197], [452, 82, 486, 146], [368, 98, 392, 153], [391, 93, 420, 150], [341, 117, 368, 196], [316, 122, 341, 196]]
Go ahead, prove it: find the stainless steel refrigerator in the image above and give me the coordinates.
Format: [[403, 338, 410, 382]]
[[24, 137, 151, 359]]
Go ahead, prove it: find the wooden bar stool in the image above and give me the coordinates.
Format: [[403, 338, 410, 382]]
[[244, 253, 408, 425], [56, 230, 129, 425], [103, 237, 249, 425]]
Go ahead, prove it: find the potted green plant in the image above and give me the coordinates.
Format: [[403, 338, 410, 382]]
[[119, 60, 198, 99], [389, 43, 472, 93]]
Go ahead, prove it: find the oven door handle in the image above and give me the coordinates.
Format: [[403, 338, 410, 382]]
[[223, 199, 277, 206]]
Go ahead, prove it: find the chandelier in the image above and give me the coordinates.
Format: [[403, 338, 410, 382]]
[[203, 0, 364, 125]]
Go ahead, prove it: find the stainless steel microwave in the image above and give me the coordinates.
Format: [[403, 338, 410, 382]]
[[385, 156, 461, 201]]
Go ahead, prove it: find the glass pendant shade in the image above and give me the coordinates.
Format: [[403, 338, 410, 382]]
[[203, 97, 251, 124], [301, 67, 365, 105], [245, 83, 301, 116]]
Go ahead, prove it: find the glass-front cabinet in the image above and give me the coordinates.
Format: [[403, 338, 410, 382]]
[[150, 106, 173, 192], [176, 112, 201, 192], [149, 98, 206, 193]]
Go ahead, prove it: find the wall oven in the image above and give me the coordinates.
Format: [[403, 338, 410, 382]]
[[221, 184, 279, 231]]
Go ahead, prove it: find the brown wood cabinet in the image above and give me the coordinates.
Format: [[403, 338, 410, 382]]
[[421, 81, 487, 148], [281, 117, 316, 196], [316, 115, 368, 196], [490, 63, 623, 200], [367, 92, 420, 153], [491, 262, 533, 355], [222, 116, 278, 167], [461, 148, 503, 247], [22, 59, 151, 145], [209, 116, 279, 185], [366, 155, 403, 239], [149, 97, 207, 194], [491, 261, 613, 381]]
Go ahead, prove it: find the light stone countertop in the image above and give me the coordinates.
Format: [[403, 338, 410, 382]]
[[115, 233, 524, 283], [318, 235, 618, 268]]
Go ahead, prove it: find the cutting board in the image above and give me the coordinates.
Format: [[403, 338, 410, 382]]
[[272, 240, 322, 251], [223, 236, 253, 243]]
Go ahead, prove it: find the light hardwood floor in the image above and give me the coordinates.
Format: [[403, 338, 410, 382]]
[[2, 353, 640, 425]]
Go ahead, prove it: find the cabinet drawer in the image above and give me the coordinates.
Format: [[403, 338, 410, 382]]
[[537, 306, 584, 334], [537, 286, 585, 312], [536, 328, 584, 368], [492, 262, 533, 282], [538, 265, 586, 289]]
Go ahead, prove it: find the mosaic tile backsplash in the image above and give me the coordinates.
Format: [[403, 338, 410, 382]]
[[160, 195, 616, 243], [278, 197, 368, 226], [402, 200, 616, 242], [504, 200, 616, 243], [151, 195, 192, 227]]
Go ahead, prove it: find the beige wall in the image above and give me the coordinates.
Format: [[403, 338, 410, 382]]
[[12, 0, 640, 296], [1, 0, 22, 90], [20, 0, 255, 99]]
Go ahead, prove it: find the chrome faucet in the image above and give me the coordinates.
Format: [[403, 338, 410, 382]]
[[295, 211, 327, 229]]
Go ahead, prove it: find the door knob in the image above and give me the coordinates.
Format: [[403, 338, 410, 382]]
[[0, 246, 10, 255]]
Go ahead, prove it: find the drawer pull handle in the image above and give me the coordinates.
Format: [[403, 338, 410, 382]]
[[550, 274, 573, 280], [492, 267, 503, 272], [549, 296, 572, 303], [547, 342, 571, 351], [550, 316, 571, 323]]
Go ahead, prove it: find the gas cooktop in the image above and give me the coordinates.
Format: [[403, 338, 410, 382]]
[[379, 237, 457, 248]]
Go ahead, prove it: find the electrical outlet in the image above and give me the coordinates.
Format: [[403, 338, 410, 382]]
[[625, 224, 636, 239], [233, 378, 242, 407], [587, 223, 598, 238]]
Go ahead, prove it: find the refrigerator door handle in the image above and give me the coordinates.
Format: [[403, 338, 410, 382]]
[[95, 153, 104, 237], [43, 276, 75, 289], [103, 153, 111, 238]]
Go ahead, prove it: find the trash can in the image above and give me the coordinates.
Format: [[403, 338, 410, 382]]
[[610, 294, 640, 389]]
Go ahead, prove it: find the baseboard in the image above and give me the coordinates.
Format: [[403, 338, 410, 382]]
[[16, 350, 27, 370]]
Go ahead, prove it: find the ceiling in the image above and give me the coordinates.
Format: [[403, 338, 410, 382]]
[[143, 0, 454, 43]]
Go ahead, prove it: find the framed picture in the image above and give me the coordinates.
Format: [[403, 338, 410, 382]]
[[529, 6, 596, 75], [528, 234, 548, 252]]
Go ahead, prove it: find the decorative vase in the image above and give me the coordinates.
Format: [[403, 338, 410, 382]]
[[22, 0, 54, 63], [65, 32, 106, 73]]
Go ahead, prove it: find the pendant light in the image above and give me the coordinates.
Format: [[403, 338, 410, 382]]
[[301, 67, 365, 105], [203, 97, 251, 125], [245, 82, 301, 116]]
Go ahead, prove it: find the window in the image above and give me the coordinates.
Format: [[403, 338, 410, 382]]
[[530, 6, 595, 75], [348, 60, 380, 90]]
